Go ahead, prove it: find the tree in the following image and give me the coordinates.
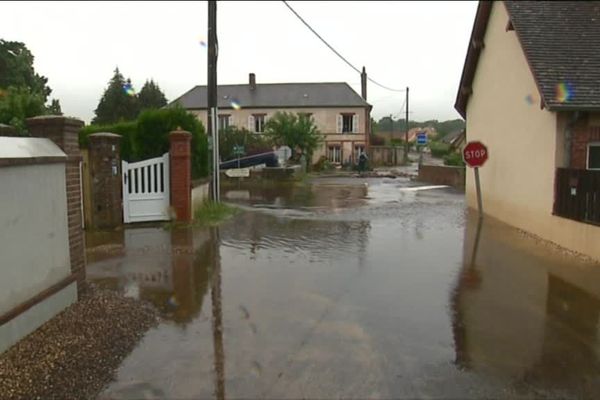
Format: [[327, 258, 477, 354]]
[[0, 86, 46, 134], [264, 111, 322, 166], [46, 99, 62, 115], [0, 40, 51, 101], [92, 68, 139, 125], [0, 40, 62, 133], [138, 79, 167, 111]]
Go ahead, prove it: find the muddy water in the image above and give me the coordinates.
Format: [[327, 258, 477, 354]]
[[87, 178, 600, 399]]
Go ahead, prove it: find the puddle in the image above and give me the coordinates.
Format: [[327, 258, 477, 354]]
[[86, 178, 600, 399]]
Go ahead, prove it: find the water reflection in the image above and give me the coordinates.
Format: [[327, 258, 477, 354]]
[[86, 227, 215, 325], [221, 180, 368, 211], [451, 212, 600, 396]]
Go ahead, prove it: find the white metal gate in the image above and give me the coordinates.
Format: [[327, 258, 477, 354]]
[[122, 153, 170, 223]]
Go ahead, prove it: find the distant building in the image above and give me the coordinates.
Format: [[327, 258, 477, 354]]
[[455, 1, 600, 260], [171, 73, 372, 165]]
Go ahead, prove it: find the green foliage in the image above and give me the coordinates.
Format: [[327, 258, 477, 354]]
[[193, 200, 238, 226], [0, 40, 62, 133], [0, 86, 46, 134], [137, 107, 209, 179], [264, 112, 322, 164], [0, 40, 51, 101], [376, 116, 465, 138], [82, 107, 209, 179], [92, 68, 139, 125], [443, 152, 465, 166], [219, 126, 273, 161], [46, 99, 62, 115], [80, 120, 138, 162], [429, 141, 451, 158], [312, 155, 334, 172], [138, 79, 167, 111]]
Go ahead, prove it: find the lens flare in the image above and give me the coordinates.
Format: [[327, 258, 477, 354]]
[[525, 94, 534, 105], [122, 83, 136, 97], [230, 99, 241, 110], [199, 40, 207, 48], [556, 82, 574, 103]]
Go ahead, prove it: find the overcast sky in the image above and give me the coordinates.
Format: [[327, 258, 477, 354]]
[[1, 1, 477, 124]]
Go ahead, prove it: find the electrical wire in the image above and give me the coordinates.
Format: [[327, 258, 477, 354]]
[[282, 1, 406, 93]]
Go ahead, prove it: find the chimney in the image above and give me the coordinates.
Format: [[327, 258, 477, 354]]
[[249, 73, 256, 90], [361, 66, 367, 100]]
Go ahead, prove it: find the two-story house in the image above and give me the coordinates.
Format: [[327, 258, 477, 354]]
[[170, 73, 372, 165]]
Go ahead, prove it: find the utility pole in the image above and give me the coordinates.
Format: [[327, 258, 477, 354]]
[[390, 114, 395, 165], [404, 86, 409, 164], [207, 0, 220, 202]]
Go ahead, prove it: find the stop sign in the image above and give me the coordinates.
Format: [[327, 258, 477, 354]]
[[463, 141, 488, 168]]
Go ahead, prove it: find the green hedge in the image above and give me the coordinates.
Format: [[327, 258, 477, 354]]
[[443, 152, 465, 166], [80, 106, 209, 179], [80, 120, 138, 162], [429, 141, 451, 158]]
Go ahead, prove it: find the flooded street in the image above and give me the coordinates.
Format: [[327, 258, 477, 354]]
[[87, 178, 600, 399]]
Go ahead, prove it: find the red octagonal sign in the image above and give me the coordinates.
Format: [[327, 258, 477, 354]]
[[463, 141, 488, 168]]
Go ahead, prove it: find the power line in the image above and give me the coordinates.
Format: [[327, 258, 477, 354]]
[[282, 1, 406, 93]]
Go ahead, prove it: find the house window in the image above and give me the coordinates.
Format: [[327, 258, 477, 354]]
[[588, 143, 600, 170], [327, 145, 341, 163], [254, 114, 266, 133], [342, 114, 354, 133], [218, 114, 230, 131], [337, 113, 358, 134]]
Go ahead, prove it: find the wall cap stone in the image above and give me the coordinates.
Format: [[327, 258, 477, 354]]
[[89, 132, 122, 139]]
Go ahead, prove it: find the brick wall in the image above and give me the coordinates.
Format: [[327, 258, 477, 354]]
[[571, 124, 600, 170], [88, 133, 122, 229], [26, 116, 86, 293], [169, 129, 192, 222]]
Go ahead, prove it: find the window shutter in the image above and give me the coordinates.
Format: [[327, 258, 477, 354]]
[[336, 115, 342, 133], [353, 114, 359, 133], [248, 115, 255, 132], [228, 115, 233, 127]]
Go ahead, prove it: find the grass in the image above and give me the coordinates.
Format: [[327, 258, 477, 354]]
[[193, 200, 238, 226]]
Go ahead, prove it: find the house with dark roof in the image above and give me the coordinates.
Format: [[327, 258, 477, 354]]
[[171, 73, 372, 165], [455, 1, 600, 260]]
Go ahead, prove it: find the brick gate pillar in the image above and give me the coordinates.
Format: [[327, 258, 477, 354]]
[[88, 133, 122, 229], [26, 116, 87, 293], [169, 128, 192, 222]]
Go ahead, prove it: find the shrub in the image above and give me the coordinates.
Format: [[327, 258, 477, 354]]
[[81, 106, 210, 179], [136, 106, 209, 179], [429, 141, 451, 158], [443, 151, 465, 166], [312, 155, 333, 172], [80, 120, 138, 162]]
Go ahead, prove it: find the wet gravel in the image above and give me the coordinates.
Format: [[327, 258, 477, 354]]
[[0, 284, 160, 400]]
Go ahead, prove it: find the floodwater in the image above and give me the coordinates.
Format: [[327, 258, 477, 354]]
[[87, 177, 600, 399]]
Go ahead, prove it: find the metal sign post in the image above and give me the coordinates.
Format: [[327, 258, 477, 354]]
[[417, 132, 427, 166], [463, 141, 489, 220]]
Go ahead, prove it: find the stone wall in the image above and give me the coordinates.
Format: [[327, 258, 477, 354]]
[[418, 164, 465, 189]]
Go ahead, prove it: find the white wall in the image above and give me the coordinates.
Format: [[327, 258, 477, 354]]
[[0, 162, 76, 352]]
